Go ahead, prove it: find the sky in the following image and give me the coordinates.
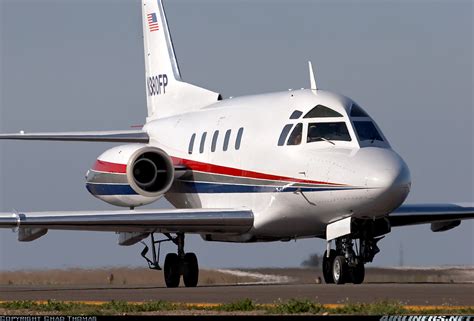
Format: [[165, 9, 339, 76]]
[[0, 0, 472, 271]]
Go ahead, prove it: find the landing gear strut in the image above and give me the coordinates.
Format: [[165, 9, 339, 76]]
[[141, 233, 199, 288], [323, 235, 382, 284]]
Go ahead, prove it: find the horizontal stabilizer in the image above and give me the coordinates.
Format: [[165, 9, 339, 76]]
[[0, 130, 149, 143], [0, 208, 254, 235]]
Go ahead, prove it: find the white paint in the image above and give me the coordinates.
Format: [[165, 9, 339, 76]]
[[326, 216, 352, 241]]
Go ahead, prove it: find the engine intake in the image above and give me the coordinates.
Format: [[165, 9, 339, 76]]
[[127, 146, 174, 198], [86, 144, 174, 207]]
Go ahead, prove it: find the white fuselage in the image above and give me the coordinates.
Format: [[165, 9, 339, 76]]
[[141, 89, 411, 241]]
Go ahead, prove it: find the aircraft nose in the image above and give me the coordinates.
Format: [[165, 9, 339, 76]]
[[364, 149, 411, 191], [352, 147, 411, 214]]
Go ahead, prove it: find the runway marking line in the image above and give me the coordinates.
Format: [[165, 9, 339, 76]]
[[0, 301, 471, 311]]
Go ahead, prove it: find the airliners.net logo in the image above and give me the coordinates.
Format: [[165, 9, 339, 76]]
[[380, 316, 472, 321]]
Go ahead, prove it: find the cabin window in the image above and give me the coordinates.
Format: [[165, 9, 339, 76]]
[[223, 129, 231, 151], [287, 123, 302, 145], [188, 133, 196, 154], [278, 124, 293, 146], [307, 122, 351, 142], [354, 121, 383, 142], [211, 130, 219, 152], [235, 127, 244, 150], [200, 132, 207, 153], [303, 105, 343, 118], [289, 110, 303, 119], [350, 103, 369, 117]]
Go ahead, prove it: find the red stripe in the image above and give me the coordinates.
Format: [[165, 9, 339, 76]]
[[171, 157, 344, 186], [93, 160, 127, 174], [91, 157, 344, 185]]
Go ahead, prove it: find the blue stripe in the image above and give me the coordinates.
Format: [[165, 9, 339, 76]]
[[177, 181, 358, 194], [86, 182, 360, 196], [86, 183, 137, 195]]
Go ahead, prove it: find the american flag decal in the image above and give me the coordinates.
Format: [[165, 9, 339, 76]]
[[147, 13, 159, 32]]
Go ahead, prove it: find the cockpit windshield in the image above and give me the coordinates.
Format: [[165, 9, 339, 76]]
[[350, 103, 369, 117], [353, 121, 383, 142], [307, 122, 351, 143]]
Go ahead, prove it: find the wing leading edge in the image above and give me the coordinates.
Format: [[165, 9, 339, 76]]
[[0, 208, 254, 240], [388, 203, 474, 231], [0, 130, 149, 143]]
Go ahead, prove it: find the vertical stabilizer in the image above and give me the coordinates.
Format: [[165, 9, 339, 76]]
[[142, 0, 221, 120]]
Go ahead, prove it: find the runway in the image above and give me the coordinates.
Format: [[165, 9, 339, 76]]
[[1, 283, 473, 306]]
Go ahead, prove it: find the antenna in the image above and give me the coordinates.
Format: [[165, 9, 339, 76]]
[[308, 61, 317, 91]]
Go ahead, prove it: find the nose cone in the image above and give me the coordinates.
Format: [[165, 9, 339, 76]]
[[365, 151, 411, 191], [354, 147, 411, 214]]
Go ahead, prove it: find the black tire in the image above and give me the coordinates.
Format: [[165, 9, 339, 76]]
[[164, 253, 180, 288], [182, 252, 199, 287], [332, 255, 347, 285], [350, 261, 365, 284], [322, 249, 336, 284]]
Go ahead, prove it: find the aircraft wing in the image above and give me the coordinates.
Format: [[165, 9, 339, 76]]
[[0, 208, 254, 241], [388, 203, 474, 231], [0, 130, 149, 143]]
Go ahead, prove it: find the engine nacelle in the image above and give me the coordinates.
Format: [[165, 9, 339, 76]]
[[86, 144, 174, 207]]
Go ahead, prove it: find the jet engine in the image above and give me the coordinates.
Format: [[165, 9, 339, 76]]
[[85, 144, 174, 207]]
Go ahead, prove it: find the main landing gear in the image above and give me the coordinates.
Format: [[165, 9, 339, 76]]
[[141, 233, 199, 288], [322, 235, 383, 284]]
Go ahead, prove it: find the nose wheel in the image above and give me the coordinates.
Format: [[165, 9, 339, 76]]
[[322, 249, 336, 284], [332, 256, 348, 284], [323, 237, 370, 284], [141, 233, 199, 288]]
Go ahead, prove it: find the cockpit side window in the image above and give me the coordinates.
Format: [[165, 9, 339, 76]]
[[289, 110, 303, 119], [304, 105, 343, 118], [307, 122, 351, 142], [350, 103, 369, 117], [354, 121, 383, 142], [278, 124, 293, 146], [287, 123, 302, 145]]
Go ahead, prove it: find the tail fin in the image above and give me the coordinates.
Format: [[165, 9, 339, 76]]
[[142, 0, 221, 120]]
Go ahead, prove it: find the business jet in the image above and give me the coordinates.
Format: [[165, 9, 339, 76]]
[[0, 0, 473, 287]]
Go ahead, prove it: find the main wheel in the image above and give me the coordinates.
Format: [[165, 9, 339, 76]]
[[350, 261, 365, 284], [164, 253, 180, 288], [332, 255, 347, 285], [182, 252, 199, 287], [322, 249, 336, 284]]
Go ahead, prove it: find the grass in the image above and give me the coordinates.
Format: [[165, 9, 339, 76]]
[[214, 298, 256, 312], [330, 301, 407, 315], [1, 299, 473, 315]]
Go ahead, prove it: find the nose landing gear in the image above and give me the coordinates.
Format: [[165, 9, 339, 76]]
[[141, 233, 199, 288], [323, 236, 382, 284]]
